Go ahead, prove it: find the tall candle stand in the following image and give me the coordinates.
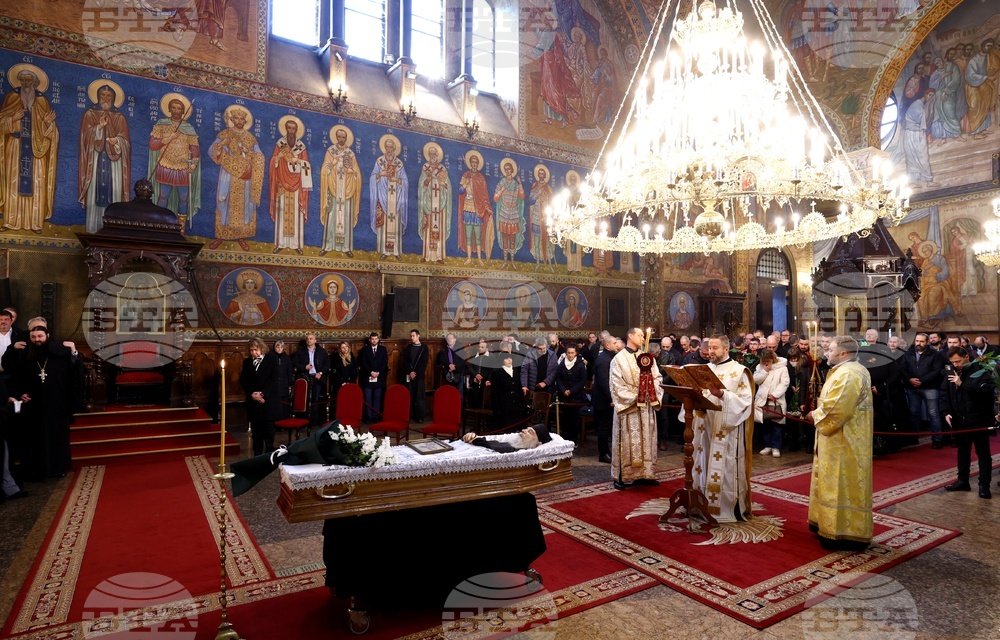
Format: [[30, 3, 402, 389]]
[[212, 359, 243, 640]]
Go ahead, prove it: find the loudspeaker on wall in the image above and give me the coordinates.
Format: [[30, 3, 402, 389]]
[[381, 292, 395, 338]]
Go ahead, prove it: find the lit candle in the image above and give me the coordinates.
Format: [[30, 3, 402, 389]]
[[219, 359, 226, 470]]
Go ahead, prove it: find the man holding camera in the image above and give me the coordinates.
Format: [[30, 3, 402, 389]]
[[940, 347, 994, 499]]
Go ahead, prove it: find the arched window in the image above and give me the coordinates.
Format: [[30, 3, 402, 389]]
[[880, 92, 898, 149], [412, 0, 445, 79], [756, 249, 790, 281], [346, 0, 387, 64], [470, 0, 495, 91], [271, 0, 322, 47]]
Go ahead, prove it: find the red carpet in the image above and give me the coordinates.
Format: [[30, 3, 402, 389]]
[[752, 443, 1000, 508], [3, 457, 653, 639], [3, 529, 654, 639], [2, 457, 272, 637], [537, 477, 959, 629]]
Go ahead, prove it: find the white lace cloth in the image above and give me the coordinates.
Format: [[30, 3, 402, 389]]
[[280, 433, 575, 491]]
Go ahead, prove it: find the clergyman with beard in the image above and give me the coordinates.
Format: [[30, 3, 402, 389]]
[[3, 320, 77, 480]]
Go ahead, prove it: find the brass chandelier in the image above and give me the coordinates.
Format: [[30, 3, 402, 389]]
[[546, 0, 911, 255]]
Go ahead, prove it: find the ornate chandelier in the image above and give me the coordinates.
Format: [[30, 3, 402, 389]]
[[546, 0, 911, 255], [972, 198, 1000, 269]]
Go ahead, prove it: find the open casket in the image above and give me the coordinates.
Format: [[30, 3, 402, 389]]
[[277, 435, 576, 632], [277, 434, 575, 522]]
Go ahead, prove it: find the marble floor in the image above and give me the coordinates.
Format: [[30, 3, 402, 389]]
[[1, 428, 998, 639]]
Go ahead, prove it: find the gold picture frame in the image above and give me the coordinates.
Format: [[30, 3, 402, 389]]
[[404, 438, 454, 455]]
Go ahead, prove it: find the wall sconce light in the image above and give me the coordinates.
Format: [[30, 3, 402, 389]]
[[400, 101, 417, 125], [330, 84, 348, 112], [464, 116, 480, 140]]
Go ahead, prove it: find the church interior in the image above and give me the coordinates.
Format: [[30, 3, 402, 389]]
[[0, 0, 999, 638]]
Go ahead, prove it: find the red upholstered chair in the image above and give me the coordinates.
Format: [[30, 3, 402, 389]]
[[334, 382, 363, 429], [115, 340, 166, 403], [370, 384, 411, 444], [275, 378, 310, 444], [420, 385, 462, 439]]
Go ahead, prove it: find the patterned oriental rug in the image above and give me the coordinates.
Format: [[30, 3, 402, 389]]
[[751, 443, 1000, 508], [1, 456, 655, 639], [537, 476, 960, 629], [2, 457, 273, 638]]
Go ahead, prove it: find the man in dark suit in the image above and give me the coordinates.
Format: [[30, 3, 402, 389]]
[[291, 332, 331, 424], [902, 332, 947, 448], [591, 335, 618, 463], [357, 332, 389, 422], [465, 339, 493, 411], [554, 344, 588, 441], [240, 338, 281, 456], [401, 329, 429, 422], [972, 335, 1000, 360], [489, 354, 524, 428], [584, 332, 601, 379]]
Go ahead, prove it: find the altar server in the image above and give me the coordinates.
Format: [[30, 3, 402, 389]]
[[806, 335, 874, 550], [610, 328, 663, 489]]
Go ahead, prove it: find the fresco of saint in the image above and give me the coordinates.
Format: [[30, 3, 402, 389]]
[[369, 133, 407, 258], [0, 64, 59, 233], [319, 125, 362, 257], [79, 79, 131, 234], [208, 104, 263, 250], [417, 141, 452, 263]]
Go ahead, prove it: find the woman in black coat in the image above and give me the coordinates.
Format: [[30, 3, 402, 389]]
[[272, 340, 294, 418], [330, 341, 359, 416]]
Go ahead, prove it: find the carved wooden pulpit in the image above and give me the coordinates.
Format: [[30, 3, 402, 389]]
[[76, 180, 203, 407]]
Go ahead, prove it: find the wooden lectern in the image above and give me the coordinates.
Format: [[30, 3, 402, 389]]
[[660, 384, 720, 531]]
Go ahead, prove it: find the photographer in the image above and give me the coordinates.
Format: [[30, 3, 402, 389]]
[[940, 347, 994, 499]]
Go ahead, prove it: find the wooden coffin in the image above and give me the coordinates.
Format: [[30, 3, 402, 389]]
[[277, 457, 572, 523]]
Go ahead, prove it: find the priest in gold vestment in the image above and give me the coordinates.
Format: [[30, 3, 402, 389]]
[[610, 328, 663, 488], [680, 335, 754, 522], [807, 335, 873, 551]]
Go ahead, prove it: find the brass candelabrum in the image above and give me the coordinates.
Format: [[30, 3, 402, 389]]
[[212, 464, 242, 640]]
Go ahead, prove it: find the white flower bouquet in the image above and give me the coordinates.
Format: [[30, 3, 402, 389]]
[[327, 424, 397, 468]]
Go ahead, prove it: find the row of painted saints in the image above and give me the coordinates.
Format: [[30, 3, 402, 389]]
[[217, 267, 591, 330], [0, 64, 634, 272]]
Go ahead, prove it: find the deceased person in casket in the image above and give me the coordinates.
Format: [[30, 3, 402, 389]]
[[236, 421, 572, 622], [461, 424, 552, 452]]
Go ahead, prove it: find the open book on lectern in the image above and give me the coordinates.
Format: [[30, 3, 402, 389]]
[[662, 364, 724, 395]]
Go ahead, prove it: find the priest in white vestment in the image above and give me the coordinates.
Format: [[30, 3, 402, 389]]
[[680, 335, 754, 522], [610, 328, 663, 489]]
